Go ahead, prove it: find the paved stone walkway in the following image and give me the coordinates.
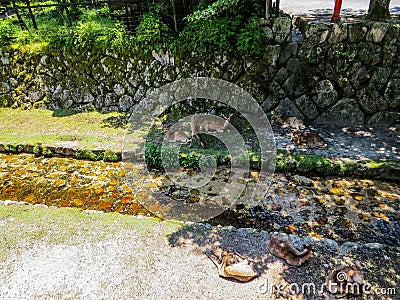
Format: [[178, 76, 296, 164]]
[[281, 0, 400, 16]]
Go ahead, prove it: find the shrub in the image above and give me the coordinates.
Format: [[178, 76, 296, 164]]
[[237, 17, 264, 56], [134, 13, 172, 53], [0, 20, 15, 46], [41, 145, 54, 157], [145, 142, 162, 168], [103, 149, 120, 162], [178, 16, 237, 52], [75, 149, 102, 161]]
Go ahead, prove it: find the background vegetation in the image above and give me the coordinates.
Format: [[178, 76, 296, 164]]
[[0, 0, 271, 55]]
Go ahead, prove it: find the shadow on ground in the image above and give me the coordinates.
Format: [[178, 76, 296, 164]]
[[168, 224, 400, 299]]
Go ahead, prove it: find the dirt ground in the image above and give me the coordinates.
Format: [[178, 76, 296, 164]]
[[0, 203, 398, 300]]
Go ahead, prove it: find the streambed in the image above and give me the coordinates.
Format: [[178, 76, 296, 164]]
[[0, 153, 399, 246]]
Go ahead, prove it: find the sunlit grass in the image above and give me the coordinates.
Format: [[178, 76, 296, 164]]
[[0, 108, 126, 151], [0, 204, 182, 261]]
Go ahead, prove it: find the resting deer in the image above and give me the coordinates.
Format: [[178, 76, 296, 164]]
[[267, 235, 313, 266], [207, 249, 258, 282], [275, 114, 305, 130], [291, 131, 327, 149], [165, 131, 190, 144], [326, 266, 364, 297]]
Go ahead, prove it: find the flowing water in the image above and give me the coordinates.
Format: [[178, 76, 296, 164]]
[[1, 153, 399, 246]]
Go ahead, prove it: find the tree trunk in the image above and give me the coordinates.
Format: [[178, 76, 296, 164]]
[[170, 0, 178, 33], [367, 0, 390, 20], [25, 0, 38, 31], [11, 1, 28, 31]]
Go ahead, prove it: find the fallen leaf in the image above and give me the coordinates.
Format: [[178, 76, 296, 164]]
[[109, 179, 119, 185], [310, 233, 323, 238], [60, 200, 70, 207], [286, 225, 296, 234], [97, 175, 108, 181], [71, 176, 79, 183], [149, 203, 160, 212], [121, 196, 134, 204], [130, 203, 142, 210], [54, 179, 65, 187], [107, 186, 116, 192], [330, 188, 344, 196], [24, 194, 35, 202], [145, 182, 158, 188], [98, 201, 113, 210], [372, 212, 387, 219], [73, 198, 84, 207], [94, 187, 104, 195]]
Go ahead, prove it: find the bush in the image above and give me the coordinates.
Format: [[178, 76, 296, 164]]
[[103, 149, 120, 162], [237, 17, 264, 56], [134, 13, 172, 53], [0, 21, 15, 46], [75, 149, 102, 161], [105, 22, 133, 50], [179, 16, 237, 52], [145, 142, 162, 168]]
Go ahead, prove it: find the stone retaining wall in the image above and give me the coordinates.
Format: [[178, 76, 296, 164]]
[[0, 15, 399, 126]]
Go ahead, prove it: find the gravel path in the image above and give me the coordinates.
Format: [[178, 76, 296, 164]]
[[273, 124, 400, 161], [280, 0, 400, 16]]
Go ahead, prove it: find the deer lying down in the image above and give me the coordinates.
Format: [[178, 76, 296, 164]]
[[208, 249, 258, 282], [165, 131, 190, 144], [326, 266, 364, 297], [267, 235, 313, 267], [291, 132, 328, 149], [275, 115, 305, 130]]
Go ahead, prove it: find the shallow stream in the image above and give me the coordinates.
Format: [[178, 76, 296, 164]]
[[1, 153, 399, 246]]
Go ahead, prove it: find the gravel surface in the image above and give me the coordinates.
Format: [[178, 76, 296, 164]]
[[280, 0, 400, 16], [0, 204, 399, 300], [273, 124, 400, 161]]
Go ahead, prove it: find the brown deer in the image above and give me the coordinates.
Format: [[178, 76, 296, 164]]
[[267, 235, 313, 266], [207, 249, 258, 282], [190, 113, 233, 148]]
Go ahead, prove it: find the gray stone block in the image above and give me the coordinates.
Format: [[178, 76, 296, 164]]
[[294, 94, 319, 119], [315, 98, 364, 126], [275, 98, 304, 119], [313, 79, 338, 108]]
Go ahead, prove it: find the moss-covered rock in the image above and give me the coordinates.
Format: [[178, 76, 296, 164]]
[[75, 149, 103, 161], [103, 149, 120, 162]]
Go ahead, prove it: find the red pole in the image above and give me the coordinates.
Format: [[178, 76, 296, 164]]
[[331, 0, 343, 22]]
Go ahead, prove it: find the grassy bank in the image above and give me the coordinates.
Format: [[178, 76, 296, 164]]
[[0, 203, 181, 261], [0, 108, 125, 152]]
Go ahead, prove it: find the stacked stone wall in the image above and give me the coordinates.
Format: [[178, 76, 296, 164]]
[[0, 15, 399, 126]]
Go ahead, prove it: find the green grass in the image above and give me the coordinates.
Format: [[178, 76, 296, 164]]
[[0, 108, 126, 151], [1, 5, 126, 51], [0, 204, 183, 261]]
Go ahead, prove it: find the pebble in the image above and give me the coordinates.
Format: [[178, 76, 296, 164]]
[[4, 200, 28, 206], [34, 204, 49, 208], [292, 175, 312, 186]]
